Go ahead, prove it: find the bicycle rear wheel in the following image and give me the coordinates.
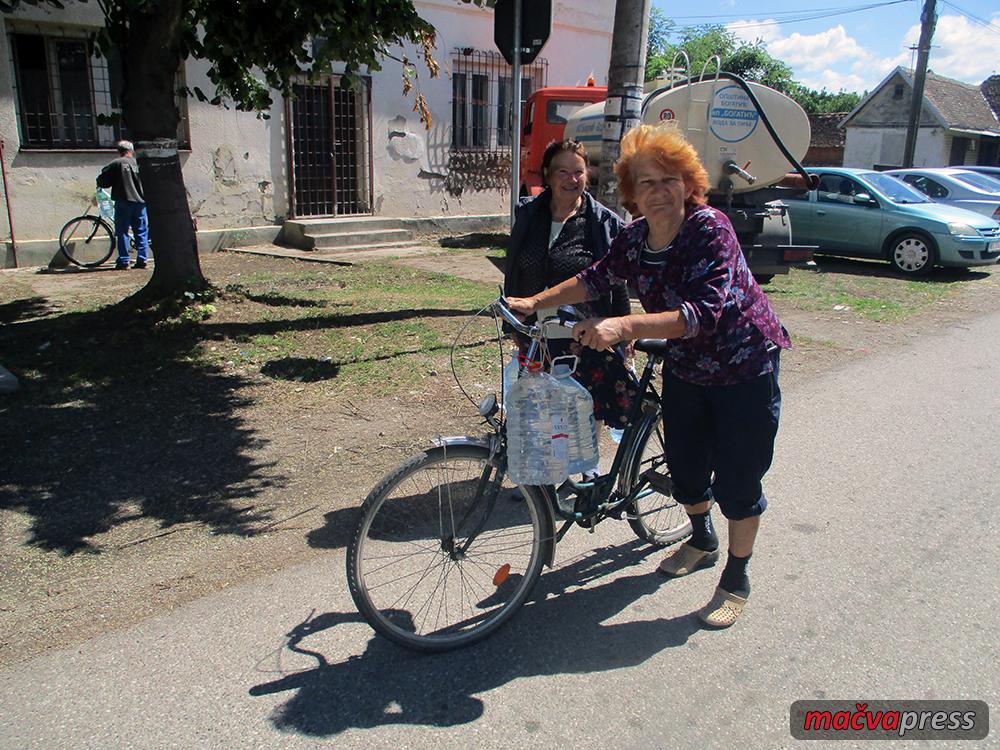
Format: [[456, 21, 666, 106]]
[[347, 443, 546, 652], [624, 411, 692, 546], [59, 215, 115, 268]]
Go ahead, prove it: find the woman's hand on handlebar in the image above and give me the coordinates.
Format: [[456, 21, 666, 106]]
[[505, 296, 537, 320], [573, 316, 629, 351]]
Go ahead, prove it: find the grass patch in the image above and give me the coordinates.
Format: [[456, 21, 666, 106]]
[[765, 261, 959, 322], [203, 261, 503, 394], [0, 259, 506, 408]]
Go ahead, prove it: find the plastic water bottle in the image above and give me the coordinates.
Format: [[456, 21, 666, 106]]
[[551, 359, 599, 475], [501, 355, 519, 408], [505, 362, 569, 485], [96, 188, 114, 220]]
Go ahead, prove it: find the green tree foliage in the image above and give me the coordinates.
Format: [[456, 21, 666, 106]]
[[645, 9, 793, 92], [646, 8, 862, 114], [789, 86, 864, 114], [1, 0, 485, 296]]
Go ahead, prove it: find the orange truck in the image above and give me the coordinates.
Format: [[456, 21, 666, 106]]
[[518, 83, 607, 196]]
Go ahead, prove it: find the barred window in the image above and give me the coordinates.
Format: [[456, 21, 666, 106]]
[[9, 28, 190, 150], [450, 48, 546, 152]]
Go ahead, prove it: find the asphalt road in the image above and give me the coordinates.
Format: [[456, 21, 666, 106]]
[[2, 309, 998, 749]]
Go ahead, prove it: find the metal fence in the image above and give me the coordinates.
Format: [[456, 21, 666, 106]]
[[450, 48, 547, 152], [287, 76, 372, 218], [9, 29, 189, 150]]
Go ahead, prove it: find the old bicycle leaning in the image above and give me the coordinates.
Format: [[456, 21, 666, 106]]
[[346, 296, 691, 652]]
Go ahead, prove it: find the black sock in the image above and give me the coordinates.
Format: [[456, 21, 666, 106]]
[[687, 510, 719, 552], [719, 552, 751, 598]]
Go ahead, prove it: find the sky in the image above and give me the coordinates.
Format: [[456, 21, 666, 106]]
[[650, 0, 1000, 94]]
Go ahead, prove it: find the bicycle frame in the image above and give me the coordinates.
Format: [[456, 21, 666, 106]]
[[490, 298, 666, 542]]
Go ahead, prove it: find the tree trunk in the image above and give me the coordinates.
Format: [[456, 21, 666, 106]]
[[599, 0, 651, 215], [120, 0, 206, 296]]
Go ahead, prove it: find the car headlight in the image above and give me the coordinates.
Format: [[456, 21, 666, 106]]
[[947, 222, 979, 237]]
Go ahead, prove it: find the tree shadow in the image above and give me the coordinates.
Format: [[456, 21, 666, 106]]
[[260, 357, 340, 382], [248, 541, 703, 737], [0, 296, 55, 324], [224, 284, 342, 308], [0, 302, 285, 554], [202, 307, 487, 341], [438, 233, 509, 249]]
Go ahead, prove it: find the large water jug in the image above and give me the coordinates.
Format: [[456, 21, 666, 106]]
[[96, 188, 114, 221], [551, 358, 599, 475], [505, 362, 569, 485]]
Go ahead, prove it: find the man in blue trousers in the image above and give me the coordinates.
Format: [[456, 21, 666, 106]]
[[96, 140, 150, 270]]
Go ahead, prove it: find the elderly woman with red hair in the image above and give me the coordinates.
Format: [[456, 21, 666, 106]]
[[507, 123, 789, 629]]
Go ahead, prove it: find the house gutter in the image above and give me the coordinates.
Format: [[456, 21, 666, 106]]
[[0, 139, 16, 268], [947, 128, 1000, 139]]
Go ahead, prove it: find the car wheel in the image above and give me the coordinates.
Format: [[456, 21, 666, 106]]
[[886, 232, 936, 276]]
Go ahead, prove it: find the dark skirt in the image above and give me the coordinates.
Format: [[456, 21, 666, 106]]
[[543, 339, 638, 429]]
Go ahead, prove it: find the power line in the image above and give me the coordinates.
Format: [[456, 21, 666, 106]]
[[668, 0, 914, 27], [939, 0, 1000, 35]]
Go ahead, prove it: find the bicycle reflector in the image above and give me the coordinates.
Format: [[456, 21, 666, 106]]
[[493, 563, 511, 586]]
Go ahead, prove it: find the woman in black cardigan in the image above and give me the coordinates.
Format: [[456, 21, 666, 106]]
[[504, 140, 635, 429]]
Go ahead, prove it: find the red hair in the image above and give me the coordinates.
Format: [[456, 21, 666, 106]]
[[614, 123, 709, 209]]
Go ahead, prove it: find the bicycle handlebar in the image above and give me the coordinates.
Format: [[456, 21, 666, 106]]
[[492, 296, 579, 339]]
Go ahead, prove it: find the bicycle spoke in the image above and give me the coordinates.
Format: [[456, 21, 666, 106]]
[[350, 445, 544, 648]]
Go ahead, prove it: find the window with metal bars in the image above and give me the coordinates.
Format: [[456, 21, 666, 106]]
[[450, 48, 546, 152], [9, 28, 190, 150]]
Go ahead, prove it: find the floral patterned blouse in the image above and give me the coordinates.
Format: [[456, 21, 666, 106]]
[[577, 205, 791, 386]]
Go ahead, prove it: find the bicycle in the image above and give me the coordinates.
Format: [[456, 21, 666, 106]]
[[58, 189, 118, 268], [346, 296, 692, 652]]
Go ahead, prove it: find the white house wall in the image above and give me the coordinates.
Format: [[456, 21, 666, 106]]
[[1, 1, 612, 257], [372, 0, 613, 217], [842, 127, 948, 169]]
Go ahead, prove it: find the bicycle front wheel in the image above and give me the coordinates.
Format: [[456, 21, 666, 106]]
[[59, 215, 115, 268], [624, 412, 692, 546], [347, 443, 546, 652]]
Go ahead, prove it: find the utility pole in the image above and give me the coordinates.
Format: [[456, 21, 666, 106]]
[[510, 0, 522, 227], [599, 0, 651, 214], [902, 0, 937, 168]]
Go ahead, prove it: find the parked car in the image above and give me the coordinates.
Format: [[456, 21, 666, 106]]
[[961, 165, 1000, 182], [885, 167, 1000, 221], [783, 168, 1000, 275]]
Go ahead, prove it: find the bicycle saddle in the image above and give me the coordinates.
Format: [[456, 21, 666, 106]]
[[634, 338, 668, 354]]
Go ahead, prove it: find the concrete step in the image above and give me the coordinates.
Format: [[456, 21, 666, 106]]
[[279, 214, 508, 251], [309, 228, 413, 250], [285, 216, 405, 234]]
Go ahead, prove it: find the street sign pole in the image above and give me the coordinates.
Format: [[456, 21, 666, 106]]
[[510, 0, 522, 228]]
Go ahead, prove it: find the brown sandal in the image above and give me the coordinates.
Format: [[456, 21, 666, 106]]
[[657, 542, 720, 577], [697, 586, 748, 628]]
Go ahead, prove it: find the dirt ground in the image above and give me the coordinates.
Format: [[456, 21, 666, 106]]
[[1, 248, 998, 669]]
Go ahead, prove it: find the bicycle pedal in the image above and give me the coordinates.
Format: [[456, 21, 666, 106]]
[[641, 468, 673, 495]]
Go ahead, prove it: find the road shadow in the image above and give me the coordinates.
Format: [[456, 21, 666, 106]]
[[0, 301, 285, 554], [809, 255, 992, 284], [248, 541, 703, 737]]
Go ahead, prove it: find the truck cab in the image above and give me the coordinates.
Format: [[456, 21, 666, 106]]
[[519, 84, 607, 196]]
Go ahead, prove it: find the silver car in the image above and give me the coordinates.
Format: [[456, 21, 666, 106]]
[[885, 168, 1000, 221]]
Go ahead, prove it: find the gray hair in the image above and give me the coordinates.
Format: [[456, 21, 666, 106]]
[[116, 140, 134, 154]]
